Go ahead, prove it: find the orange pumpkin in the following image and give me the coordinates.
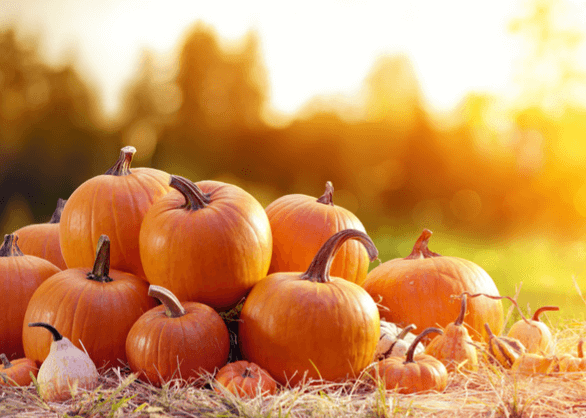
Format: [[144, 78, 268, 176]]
[[363, 229, 503, 342], [126, 285, 230, 386], [507, 306, 558, 354], [22, 235, 157, 369], [372, 327, 448, 394], [139, 175, 272, 310], [239, 229, 380, 386], [265, 181, 370, 285], [14, 198, 67, 269], [215, 361, 277, 397], [0, 353, 38, 386], [0, 234, 61, 358], [59, 146, 170, 278]]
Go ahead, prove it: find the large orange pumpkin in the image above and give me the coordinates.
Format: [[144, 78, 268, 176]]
[[139, 175, 272, 310], [0, 234, 61, 358], [14, 198, 67, 269], [265, 181, 370, 285], [239, 229, 380, 386], [363, 229, 503, 342], [22, 235, 157, 369], [59, 146, 170, 278]]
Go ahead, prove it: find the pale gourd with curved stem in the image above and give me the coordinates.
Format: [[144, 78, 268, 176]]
[[507, 306, 559, 354]]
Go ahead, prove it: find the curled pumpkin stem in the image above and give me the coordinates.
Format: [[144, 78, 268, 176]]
[[105, 146, 136, 176], [170, 175, 211, 211], [452, 291, 531, 326], [405, 229, 441, 260], [531, 306, 559, 321]]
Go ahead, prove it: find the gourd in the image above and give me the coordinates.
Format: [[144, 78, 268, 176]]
[[507, 306, 558, 354], [239, 229, 380, 386], [265, 181, 370, 284], [374, 322, 419, 361], [60, 146, 170, 278], [0, 353, 38, 386], [28, 322, 99, 402], [126, 285, 230, 386], [547, 340, 586, 373], [363, 229, 503, 342], [371, 327, 448, 394], [139, 175, 272, 310], [484, 323, 525, 369], [511, 352, 555, 376], [214, 360, 277, 397]]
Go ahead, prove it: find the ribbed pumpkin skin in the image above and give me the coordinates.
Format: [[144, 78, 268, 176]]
[[265, 191, 369, 285], [215, 360, 277, 397], [59, 167, 170, 278], [0, 242, 60, 358], [373, 353, 448, 394], [22, 269, 156, 368], [139, 180, 272, 310], [239, 274, 380, 386], [14, 224, 67, 270], [125, 302, 230, 386], [0, 356, 38, 386]]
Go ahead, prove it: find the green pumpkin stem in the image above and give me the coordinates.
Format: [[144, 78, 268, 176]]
[[405, 229, 441, 260], [28, 322, 64, 342], [316, 181, 335, 206], [0, 234, 24, 257], [405, 327, 443, 364], [455, 294, 468, 326], [0, 353, 12, 369], [86, 235, 113, 283], [105, 146, 136, 176], [48, 198, 67, 224], [148, 285, 186, 318], [170, 175, 211, 211], [301, 229, 378, 283], [531, 306, 559, 322]]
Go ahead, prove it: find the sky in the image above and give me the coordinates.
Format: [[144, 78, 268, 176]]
[[0, 0, 578, 117]]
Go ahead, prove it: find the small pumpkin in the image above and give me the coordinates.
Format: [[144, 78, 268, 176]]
[[363, 229, 503, 342], [239, 229, 380, 386], [484, 323, 525, 369], [374, 323, 419, 361], [424, 294, 479, 372], [265, 181, 370, 285], [28, 322, 99, 402], [215, 360, 278, 397], [511, 352, 555, 376], [372, 327, 448, 394], [13, 198, 67, 269], [547, 340, 586, 373], [23, 235, 157, 368], [0, 353, 38, 386], [60, 146, 170, 278], [139, 175, 272, 310], [0, 234, 61, 358], [507, 306, 558, 354], [126, 285, 230, 386]]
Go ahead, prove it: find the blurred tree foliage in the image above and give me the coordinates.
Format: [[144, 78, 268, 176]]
[[1, 0, 586, 240]]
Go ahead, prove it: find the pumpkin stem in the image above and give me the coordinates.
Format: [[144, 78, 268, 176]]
[[405, 327, 443, 364], [316, 181, 335, 206], [301, 229, 378, 283], [242, 367, 255, 378], [454, 294, 468, 326], [0, 234, 24, 257], [0, 353, 12, 369], [396, 324, 417, 341], [170, 175, 211, 211], [531, 306, 559, 322], [48, 198, 67, 224], [484, 323, 495, 338], [148, 285, 186, 318], [28, 322, 63, 342], [405, 229, 441, 260], [86, 235, 113, 283], [105, 146, 136, 176], [578, 340, 584, 359]]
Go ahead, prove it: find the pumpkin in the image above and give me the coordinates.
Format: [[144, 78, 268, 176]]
[[125, 285, 230, 386], [13, 198, 67, 269], [139, 175, 272, 310], [424, 294, 479, 372], [265, 181, 370, 285], [371, 327, 448, 394], [484, 323, 525, 369], [215, 360, 278, 397], [511, 352, 555, 376], [59, 146, 170, 278], [507, 306, 558, 354], [547, 340, 586, 373], [0, 353, 38, 386], [238, 229, 380, 386], [0, 234, 61, 358], [22, 235, 157, 369], [363, 229, 503, 342], [374, 323, 419, 361], [28, 322, 99, 402]]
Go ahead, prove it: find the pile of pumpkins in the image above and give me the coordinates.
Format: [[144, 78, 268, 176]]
[[0, 146, 576, 401]]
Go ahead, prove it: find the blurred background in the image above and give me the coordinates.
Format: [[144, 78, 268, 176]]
[[2, 0, 586, 320]]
